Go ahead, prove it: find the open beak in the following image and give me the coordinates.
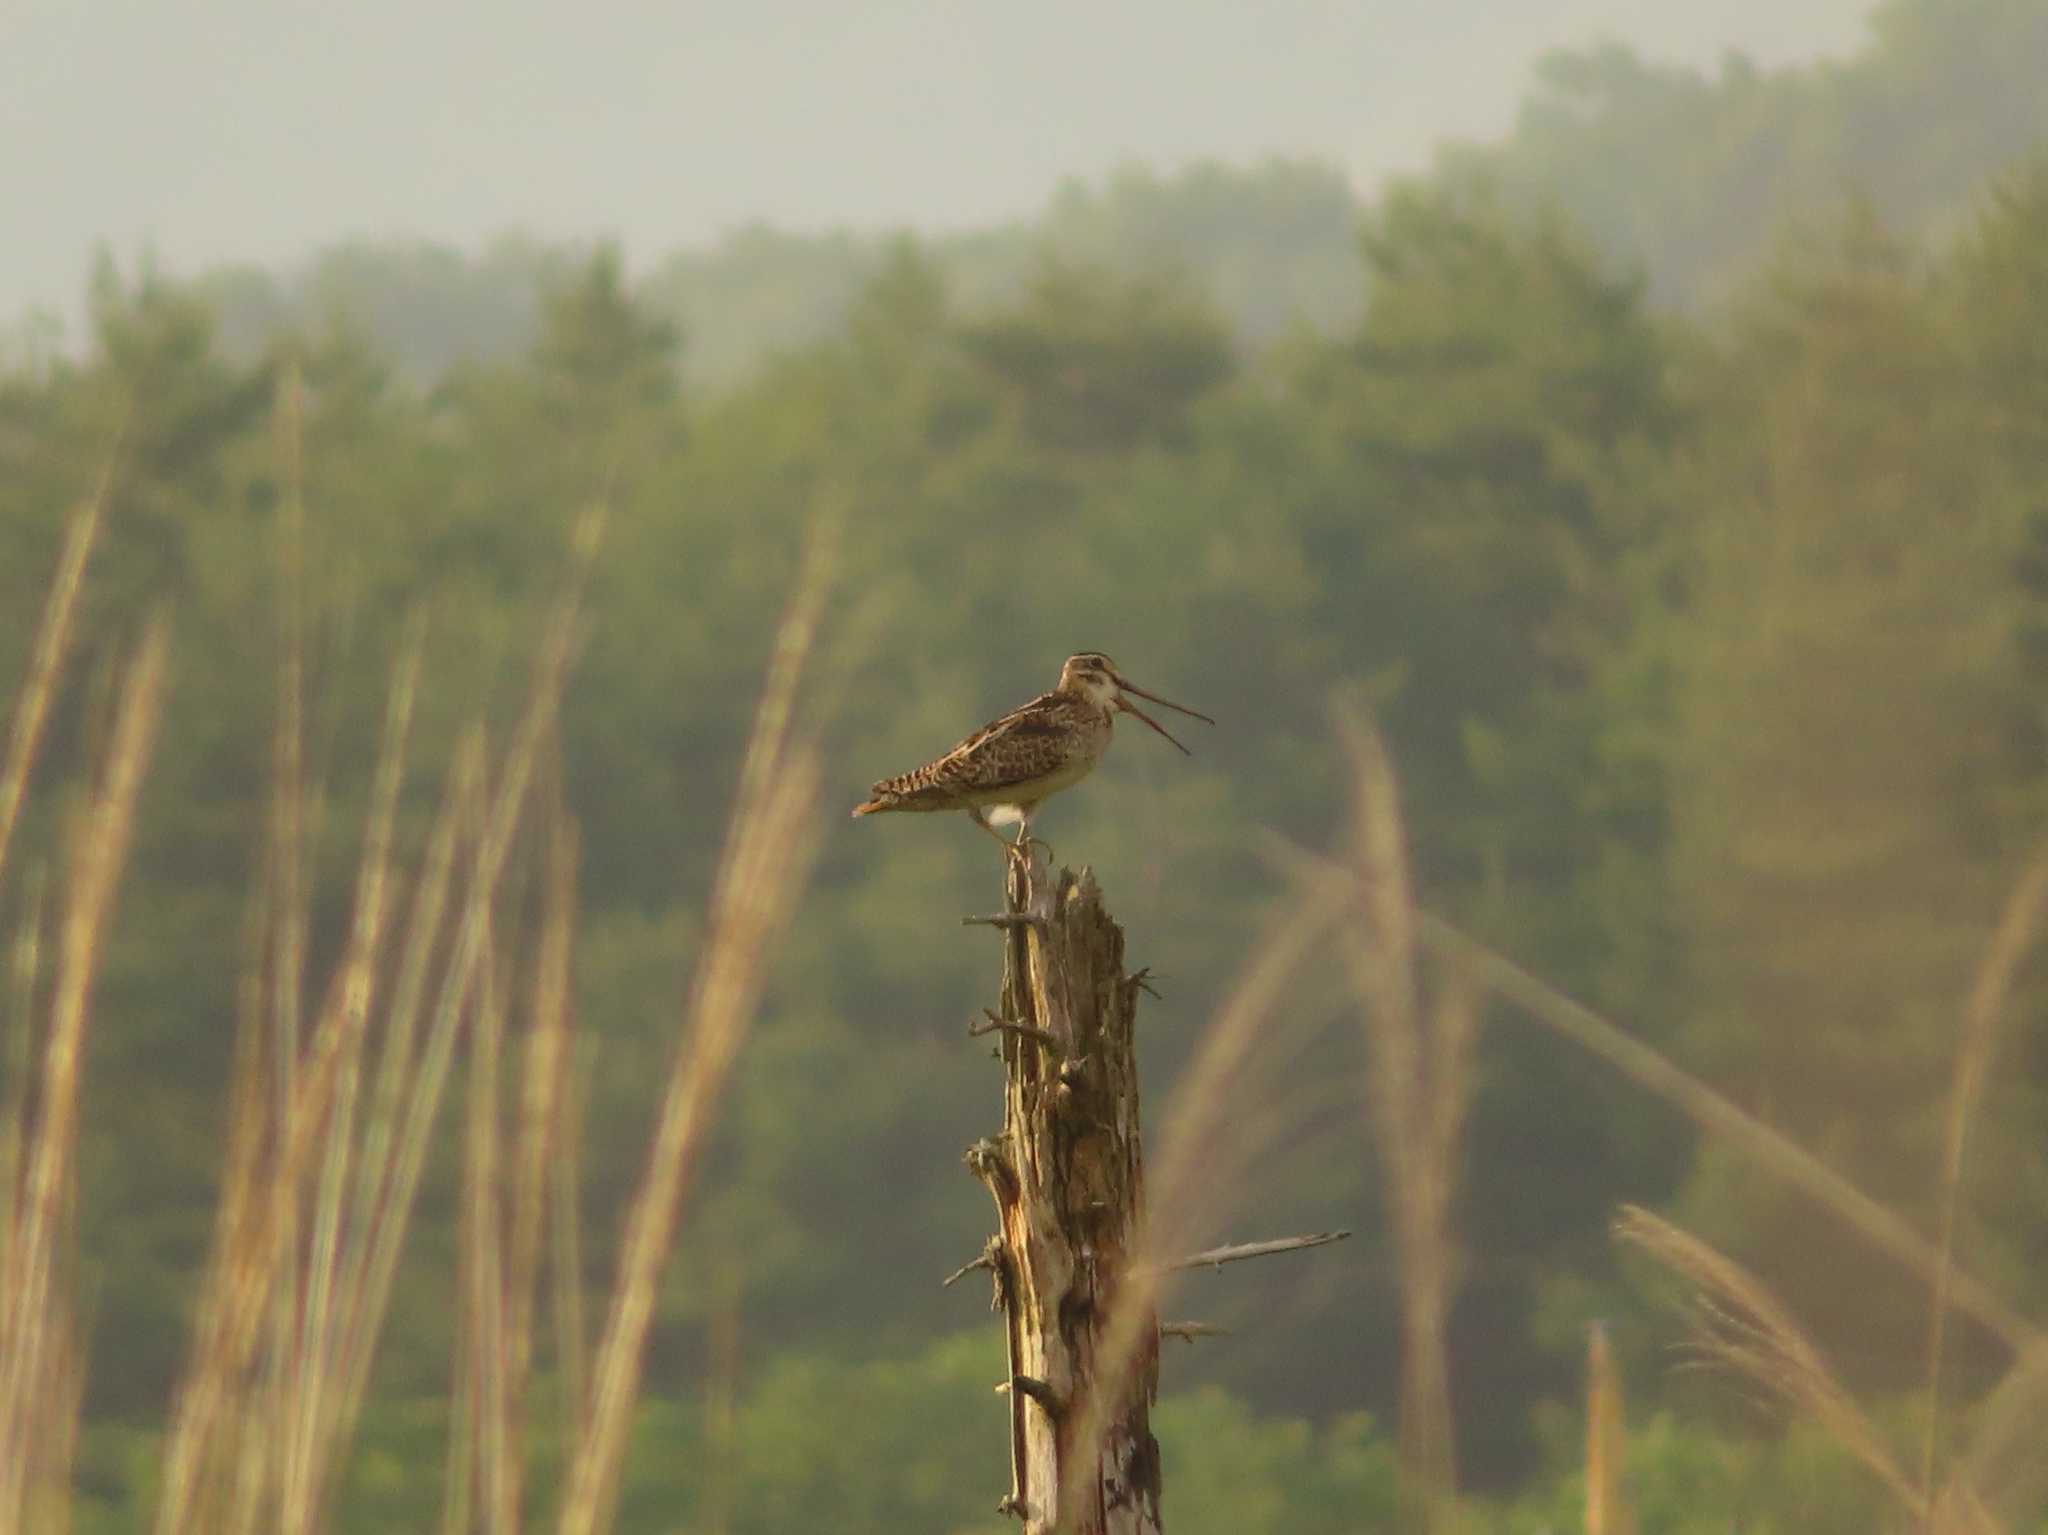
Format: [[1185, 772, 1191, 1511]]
[[1112, 674, 1216, 756]]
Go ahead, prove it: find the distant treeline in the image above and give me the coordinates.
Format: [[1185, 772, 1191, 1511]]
[[2, 0, 2046, 1527], [162, 0, 2046, 392]]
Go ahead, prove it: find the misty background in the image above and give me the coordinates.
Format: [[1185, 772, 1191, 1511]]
[[5, 0, 2048, 1531], [6, 0, 1870, 328]]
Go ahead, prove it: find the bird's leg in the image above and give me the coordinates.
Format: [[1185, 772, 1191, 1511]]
[[969, 806, 1016, 852], [1011, 811, 1054, 866], [970, 806, 1050, 870]]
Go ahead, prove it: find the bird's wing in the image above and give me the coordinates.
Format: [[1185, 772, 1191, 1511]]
[[875, 694, 1079, 801]]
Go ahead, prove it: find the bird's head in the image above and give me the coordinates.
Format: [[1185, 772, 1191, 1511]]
[[1056, 652, 1215, 754]]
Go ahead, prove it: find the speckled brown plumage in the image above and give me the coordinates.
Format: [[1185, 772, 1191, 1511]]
[[851, 653, 1214, 854], [854, 692, 1111, 814]]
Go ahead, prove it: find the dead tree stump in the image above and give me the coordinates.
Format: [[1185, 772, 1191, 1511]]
[[963, 858, 1163, 1534]]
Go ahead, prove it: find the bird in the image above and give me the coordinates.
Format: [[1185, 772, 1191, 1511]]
[[851, 652, 1214, 856]]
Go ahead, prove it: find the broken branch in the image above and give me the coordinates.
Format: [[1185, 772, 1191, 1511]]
[[969, 1011, 1059, 1049], [1156, 1230, 1351, 1274]]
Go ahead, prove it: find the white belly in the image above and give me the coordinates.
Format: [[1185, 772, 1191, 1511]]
[[968, 753, 1100, 815]]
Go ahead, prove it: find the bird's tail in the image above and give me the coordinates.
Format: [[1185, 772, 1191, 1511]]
[[854, 773, 950, 816]]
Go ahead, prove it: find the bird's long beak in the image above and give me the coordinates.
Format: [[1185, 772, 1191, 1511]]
[[1112, 674, 1216, 756]]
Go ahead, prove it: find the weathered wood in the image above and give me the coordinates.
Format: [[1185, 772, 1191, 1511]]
[[1155, 1230, 1351, 1274], [967, 857, 1163, 1535]]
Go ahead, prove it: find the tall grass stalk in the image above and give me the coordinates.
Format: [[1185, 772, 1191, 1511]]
[[1614, 1204, 1926, 1522], [1264, 833, 2041, 1356], [1617, 1150, 2048, 1531], [446, 903, 510, 1535], [287, 623, 421, 1530], [1413, 904, 2042, 1355], [153, 500, 598, 1535], [1332, 704, 1473, 1520], [312, 523, 591, 1526], [552, 1038, 591, 1451], [153, 636, 440, 1535], [503, 800, 580, 1522], [1920, 843, 2048, 1518], [0, 470, 109, 901], [554, 520, 834, 1535], [0, 619, 169, 1535], [0, 872, 44, 1296], [1584, 1321, 1632, 1535], [269, 362, 310, 1535]]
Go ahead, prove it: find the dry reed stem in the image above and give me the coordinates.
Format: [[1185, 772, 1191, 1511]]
[[226, 1372, 268, 1535], [554, 520, 835, 1535], [2, 885, 65, 1535], [1584, 1322, 1632, 1535], [175, 872, 275, 1530], [319, 521, 598, 1521], [154, 636, 435, 1535], [289, 626, 421, 1526], [336, 739, 498, 1451], [1264, 834, 2042, 1356], [1614, 1205, 1925, 1521], [0, 481, 111, 1517], [1406, 963, 1477, 1507], [471, 924, 514, 1534], [553, 1053, 591, 1449], [1419, 904, 2041, 1353], [269, 362, 308, 1533], [1920, 842, 2048, 1517], [1332, 705, 1469, 1517], [559, 744, 818, 1535], [0, 620, 167, 1535], [443, 892, 509, 1535], [1423, 967, 1479, 1253], [0, 468, 109, 901], [157, 505, 592, 1535], [1057, 878, 1347, 1529], [335, 730, 477, 1357], [0, 872, 45, 1273], [503, 800, 579, 1520], [293, 732, 479, 1529]]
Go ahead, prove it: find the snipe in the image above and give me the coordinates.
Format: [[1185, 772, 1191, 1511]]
[[852, 652, 1213, 857]]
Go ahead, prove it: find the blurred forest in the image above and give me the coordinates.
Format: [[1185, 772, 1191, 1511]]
[[4, 0, 2048, 1528], [139, 0, 2048, 395]]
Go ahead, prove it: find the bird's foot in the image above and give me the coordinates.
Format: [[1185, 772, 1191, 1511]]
[[1009, 835, 1055, 866]]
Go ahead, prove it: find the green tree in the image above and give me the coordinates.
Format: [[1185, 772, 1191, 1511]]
[[1438, 0, 2048, 307], [957, 260, 1233, 455], [1663, 209, 2037, 1357]]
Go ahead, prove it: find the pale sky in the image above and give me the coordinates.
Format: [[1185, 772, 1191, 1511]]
[[3, 0, 1873, 324]]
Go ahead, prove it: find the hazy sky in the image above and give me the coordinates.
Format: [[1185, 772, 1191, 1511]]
[[5, 0, 1874, 324]]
